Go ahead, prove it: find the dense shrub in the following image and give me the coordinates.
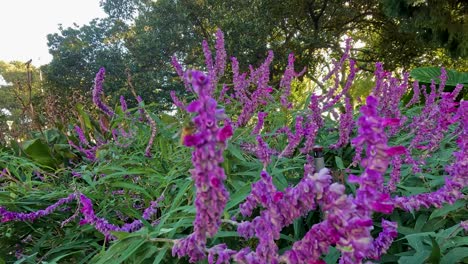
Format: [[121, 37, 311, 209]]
[[0, 30, 466, 264]]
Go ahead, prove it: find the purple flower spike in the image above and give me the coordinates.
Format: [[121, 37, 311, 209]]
[[172, 71, 232, 262], [92, 68, 115, 117], [120, 95, 128, 113], [214, 29, 227, 79], [368, 220, 398, 260], [252, 112, 268, 135], [170, 91, 186, 110], [1, 193, 77, 223]]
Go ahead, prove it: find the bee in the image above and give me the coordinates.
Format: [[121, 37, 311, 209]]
[[179, 121, 196, 145]]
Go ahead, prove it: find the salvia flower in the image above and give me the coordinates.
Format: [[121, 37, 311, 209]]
[[92, 67, 115, 117], [236, 169, 332, 263], [350, 96, 405, 214], [280, 115, 305, 157], [172, 70, 232, 262], [1, 193, 77, 222], [330, 96, 354, 149], [171, 56, 192, 92], [394, 102, 467, 211], [280, 53, 306, 109], [461, 220, 468, 231], [214, 28, 227, 79], [79, 194, 161, 239], [170, 90, 186, 110], [256, 135, 274, 168], [202, 39, 215, 88], [252, 112, 268, 135], [120, 95, 128, 113], [367, 220, 398, 260], [405, 80, 420, 108]]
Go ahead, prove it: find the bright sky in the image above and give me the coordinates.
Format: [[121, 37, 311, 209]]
[[0, 0, 106, 66]]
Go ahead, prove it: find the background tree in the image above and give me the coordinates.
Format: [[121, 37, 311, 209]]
[[43, 0, 466, 112], [0, 61, 44, 139], [44, 18, 129, 109]]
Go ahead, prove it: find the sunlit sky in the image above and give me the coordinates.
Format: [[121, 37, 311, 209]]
[[0, 0, 106, 66]]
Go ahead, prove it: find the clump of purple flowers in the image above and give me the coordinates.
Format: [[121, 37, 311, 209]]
[[171, 70, 233, 262]]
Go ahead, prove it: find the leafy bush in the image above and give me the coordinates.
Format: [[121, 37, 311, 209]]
[[0, 30, 466, 264]]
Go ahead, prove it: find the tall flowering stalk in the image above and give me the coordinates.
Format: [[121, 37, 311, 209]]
[[280, 53, 306, 109], [172, 71, 233, 262], [68, 125, 101, 161], [279, 115, 305, 157], [350, 96, 405, 214], [1, 194, 77, 222], [252, 112, 267, 135], [235, 168, 332, 263], [92, 68, 115, 117], [233, 51, 275, 127], [125, 69, 158, 157], [330, 96, 354, 149], [170, 90, 186, 110], [79, 194, 161, 240], [408, 69, 461, 152]]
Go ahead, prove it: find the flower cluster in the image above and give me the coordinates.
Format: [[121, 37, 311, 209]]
[[92, 67, 115, 117], [172, 71, 233, 262], [409, 69, 462, 153], [393, 100, 467, 211], [68, 125, 101, 161], [1, 194, 77, 223], [279, 53, 306, 109]]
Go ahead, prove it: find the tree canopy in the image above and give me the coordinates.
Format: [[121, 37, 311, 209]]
[[21, 0, 468, 113]]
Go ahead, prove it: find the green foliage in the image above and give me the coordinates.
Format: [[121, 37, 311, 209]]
[[411, 67, 468, 86], [381, 0, 467, 58], [1, 68, 466, 263], [39, 0, 467, 116]]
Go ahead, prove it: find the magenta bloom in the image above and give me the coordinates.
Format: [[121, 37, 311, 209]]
[[172, 71, 233, 262], [92, 68, 115, 117]]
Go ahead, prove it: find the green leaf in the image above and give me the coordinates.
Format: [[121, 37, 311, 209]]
[[228, 143, 247, 162], [76, 103, 92, 130], [426, 236, 441, 264], [410, 67, 468, 86], [335, 156, 345, 169], [95, 239, 146, 264], [152, 246, 168, 264], [226, 183, 250, 210], [22, 138, 57, 167], [440, 247, 468, 264], [114, 239, 146, 263], [429, 200, 466, 220], [214, 231, 239, 238], [399, 250, 430, 264], [110, 182, 152, 199], [414, 214, 428, 232], [293, 218, 305, 240], [324, 246, 340, 264]]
